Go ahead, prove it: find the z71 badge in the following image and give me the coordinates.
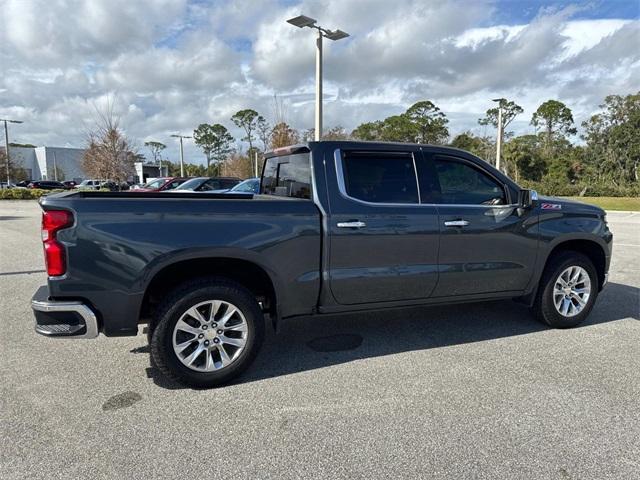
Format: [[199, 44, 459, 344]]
[[541, 203, 562, 210]]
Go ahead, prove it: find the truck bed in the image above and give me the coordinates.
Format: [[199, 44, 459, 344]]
[[40, 191, 322, 336]]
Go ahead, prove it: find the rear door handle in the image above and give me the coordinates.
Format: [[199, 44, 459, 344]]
[[444, 220, 469, 227], [337, 221, 366, 229]]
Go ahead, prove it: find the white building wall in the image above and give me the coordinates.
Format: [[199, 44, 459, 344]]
[[7, 147, 40, 179], [8, 146, 85, 181], [39, 147, 85, 182]]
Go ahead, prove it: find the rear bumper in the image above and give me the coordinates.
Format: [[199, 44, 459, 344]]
[[31, 285, 99, 339]]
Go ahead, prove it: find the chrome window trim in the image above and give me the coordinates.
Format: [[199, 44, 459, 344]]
[[333, 149, 518, 209], [411, 153, 422, 204]]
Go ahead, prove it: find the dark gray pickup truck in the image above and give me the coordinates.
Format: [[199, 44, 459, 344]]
[[32, 141, 612, 387]]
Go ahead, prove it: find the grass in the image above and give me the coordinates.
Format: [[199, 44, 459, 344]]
[[562, 196, 640, 211]]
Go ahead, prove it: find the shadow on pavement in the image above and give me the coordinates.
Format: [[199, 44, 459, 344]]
[[144, 282, 638, 390]]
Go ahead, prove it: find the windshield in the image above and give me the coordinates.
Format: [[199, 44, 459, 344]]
[[231, 178, 259, 193], [175, 178, 205, 190], [143, 179, 166, 189]]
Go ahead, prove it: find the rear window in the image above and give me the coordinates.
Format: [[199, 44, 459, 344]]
[[261, 153, 312, 199]]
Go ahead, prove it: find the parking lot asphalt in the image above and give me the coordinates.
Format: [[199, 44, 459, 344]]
[[1, 200, 638, 480]]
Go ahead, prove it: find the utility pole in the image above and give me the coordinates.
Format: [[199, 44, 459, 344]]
[[315, 28, 323, 141], [492, 98, 504, 172], [287, 15, 349, 142], [171, 134, 191, 177], [1, 118, 23, 187], [254, 150, 259, 177], [53, 151, 58, 181]]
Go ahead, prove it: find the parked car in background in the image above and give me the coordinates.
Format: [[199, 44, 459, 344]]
[[62, 181, 77, 189], [15, 180, 32, 188], [28, 181, 67, 190], [75, 179, 102, 190], [134, 177, 189, 192], [100, 181, 130, 191], [215, 177, 260, 195], [170, 176, 241, 192], [0, 182, 17, 189]]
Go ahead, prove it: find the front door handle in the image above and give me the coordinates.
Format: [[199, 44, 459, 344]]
[[337, 221, 366, 229], [444, 220, 470, 227]]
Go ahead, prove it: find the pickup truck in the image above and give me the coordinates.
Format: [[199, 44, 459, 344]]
[[32, 141, 612, 388]]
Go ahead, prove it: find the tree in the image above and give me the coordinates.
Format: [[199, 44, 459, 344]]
[[193, 123, 235, 175], [478, 98, 523, 137], [502, 135, 546, 182], [231, 109, 260, 153], [450, 132, 493, 163], [256, 116, 272, 152], [351, 121, 384, 141], [144, 141, 166, 164], [1, 148, 29, 182], [582, 92, 640, 183], [224, 152, 254, 179], [404, 100, 449, 144], [9, 142, 37, 148], [351, 100, 449, 144], [82, 111, 136, 182], [270, 122, 300, 149], [302, 126, 350, 141], [531, 100, 577, 149]]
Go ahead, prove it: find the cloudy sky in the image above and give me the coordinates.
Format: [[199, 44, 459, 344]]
[[1, 0, 638, 163]]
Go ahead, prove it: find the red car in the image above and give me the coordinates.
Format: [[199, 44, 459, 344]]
[[134, 177, 189, 192]]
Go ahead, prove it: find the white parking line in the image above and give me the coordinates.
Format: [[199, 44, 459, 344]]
[[615, 244, 640, 248]]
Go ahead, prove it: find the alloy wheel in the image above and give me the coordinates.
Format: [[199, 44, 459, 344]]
[[172, 300, 248, 372], [553, 266, 591, 318]]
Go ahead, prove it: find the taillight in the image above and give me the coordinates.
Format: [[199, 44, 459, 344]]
[[41, 210, 73, 276]]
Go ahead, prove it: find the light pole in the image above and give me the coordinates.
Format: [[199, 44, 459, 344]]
[[1, 118, 23, 187], [492, 98, 504, 172], [171, 134, 191, 177], [286, 15, 349, 141]]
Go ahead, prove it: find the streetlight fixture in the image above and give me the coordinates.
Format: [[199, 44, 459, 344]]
[[1, 118, 24, 188], [286, 14, 349, 141], [492, 98, 504, 172], [171, 134, 192, 177]]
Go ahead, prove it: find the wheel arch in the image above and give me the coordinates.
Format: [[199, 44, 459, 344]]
[[545, 238, 607, 290], [139, 254, 281, 331], [519, 235, 609, 308]]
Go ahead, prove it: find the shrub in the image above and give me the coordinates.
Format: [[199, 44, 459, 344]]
[[0, 188, 65, 200], [520, 178, 640, 197]]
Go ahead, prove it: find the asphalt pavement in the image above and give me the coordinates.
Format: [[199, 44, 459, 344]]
[[1, 200, 638, 479]]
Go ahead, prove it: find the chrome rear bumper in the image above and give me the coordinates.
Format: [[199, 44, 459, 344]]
[[31, 286, 99, 339]]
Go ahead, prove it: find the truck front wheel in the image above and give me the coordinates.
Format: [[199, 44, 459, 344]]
[[533, 251, 599, 328], [150, 278, 265, 388]]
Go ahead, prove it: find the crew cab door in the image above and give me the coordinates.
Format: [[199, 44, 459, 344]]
[[416, 151, 538, 297], [326, 146, 440, 305]]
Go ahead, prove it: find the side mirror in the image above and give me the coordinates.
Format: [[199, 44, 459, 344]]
[[518, 189, 538, 209]]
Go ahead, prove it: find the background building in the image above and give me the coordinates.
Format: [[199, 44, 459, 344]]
[[8, 146, 85, 182], [5, 145, 168, 184]]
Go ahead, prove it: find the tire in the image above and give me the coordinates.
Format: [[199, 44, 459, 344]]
[[533, 251, 599, 328], [150, 277, 265, 388]]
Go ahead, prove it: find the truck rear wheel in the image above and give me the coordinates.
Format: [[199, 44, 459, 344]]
[[150, 277, 265, 388], [533, 251, 598, 328]]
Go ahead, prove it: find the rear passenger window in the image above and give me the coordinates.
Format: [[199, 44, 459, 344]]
[[433, 156, 506, 205], [262, 152, 312, 199], [341, 152, 419, 204]]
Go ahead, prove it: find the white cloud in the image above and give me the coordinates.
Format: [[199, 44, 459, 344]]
[[0, 0, 638, 164]]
